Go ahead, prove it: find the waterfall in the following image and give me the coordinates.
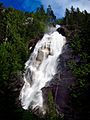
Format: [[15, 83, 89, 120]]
[[19, 28, 66, 114]]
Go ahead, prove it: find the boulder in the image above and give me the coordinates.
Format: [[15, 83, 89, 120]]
[[56, 27, 66, 36]]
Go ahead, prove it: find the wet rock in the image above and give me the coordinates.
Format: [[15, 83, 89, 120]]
[[36, 49, 49, 62], [57, 27, 66, 36], [42, 42, 75, 118]]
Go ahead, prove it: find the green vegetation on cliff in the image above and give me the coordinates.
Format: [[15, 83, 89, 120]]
[[0, 3, 57, 120], [63, 6, 90, 120], [0, 3, 90, 120]]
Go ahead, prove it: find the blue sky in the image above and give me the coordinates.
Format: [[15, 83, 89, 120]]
[[0, 0, 90, 18], [0, 0, 42, 11]]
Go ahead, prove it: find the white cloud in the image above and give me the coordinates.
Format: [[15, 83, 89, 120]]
[[41, 0, 90, 18]]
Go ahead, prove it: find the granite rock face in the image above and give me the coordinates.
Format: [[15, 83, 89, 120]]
[[42, 42, 76, 118], [26, 32, 76, 117]]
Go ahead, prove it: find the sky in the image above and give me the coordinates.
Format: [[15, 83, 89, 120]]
[[0, 0, 90, 18]]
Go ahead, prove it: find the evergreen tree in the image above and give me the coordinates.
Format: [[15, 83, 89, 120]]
[[47, 5, 56, 22]]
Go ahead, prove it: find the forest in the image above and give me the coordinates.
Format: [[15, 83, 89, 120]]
[[0, 2, 90, 120]]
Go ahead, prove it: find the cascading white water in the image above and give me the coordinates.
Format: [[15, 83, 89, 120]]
[[20, 28, 66, 114]]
